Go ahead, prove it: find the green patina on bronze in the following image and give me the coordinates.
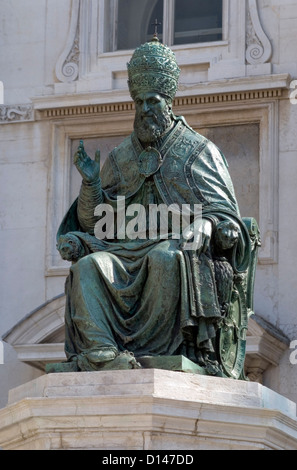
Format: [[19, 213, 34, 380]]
[[47, 37, 260, 378], [127, 36, 180, 101]]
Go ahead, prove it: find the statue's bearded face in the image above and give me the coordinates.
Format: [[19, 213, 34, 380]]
[[134, 92, 173, 144]]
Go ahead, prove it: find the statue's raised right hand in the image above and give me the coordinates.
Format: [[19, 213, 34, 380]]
[[74, 140, 101, 183]]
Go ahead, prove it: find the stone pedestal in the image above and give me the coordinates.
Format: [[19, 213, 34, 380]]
[[0, 369, 297, 450]]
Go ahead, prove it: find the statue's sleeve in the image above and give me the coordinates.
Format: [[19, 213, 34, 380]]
[[100, 151, 121, 194], [192, 141, 240, 216], [77, 153, 121, 235], [77, 177, 103, 235]]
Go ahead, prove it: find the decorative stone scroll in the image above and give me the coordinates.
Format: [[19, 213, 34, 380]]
[[55, 0, 80, 83], [0, 104, 34, 123], [246, 0, 272, 65]]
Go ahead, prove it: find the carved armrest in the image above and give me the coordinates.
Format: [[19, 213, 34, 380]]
[[57, 233, 86, 263]]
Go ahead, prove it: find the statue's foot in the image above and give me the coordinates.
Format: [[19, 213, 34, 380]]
[[195, 349, 224, 376], [78, 347, 118, 371], [96, 350, 142, 371], [204, 358, 223, 376], [87, 348, 118, 363], [78, 350, 142, 371]]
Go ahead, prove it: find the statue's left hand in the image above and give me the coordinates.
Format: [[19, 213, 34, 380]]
[[74, 140, 101, 183]]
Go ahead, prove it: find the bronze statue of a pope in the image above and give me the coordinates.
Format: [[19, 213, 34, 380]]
[[52, 37, 260, 378]]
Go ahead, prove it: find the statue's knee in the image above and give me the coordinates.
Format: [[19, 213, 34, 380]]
[[148, 247, 177, 271], [71, 254, 93, 275]]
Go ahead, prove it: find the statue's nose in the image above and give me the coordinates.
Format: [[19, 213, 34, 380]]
[[142, 101, 149, 113]]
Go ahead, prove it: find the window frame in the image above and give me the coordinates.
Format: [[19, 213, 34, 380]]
[[102, 0, 226, 53], [81, 0, 245, 90]]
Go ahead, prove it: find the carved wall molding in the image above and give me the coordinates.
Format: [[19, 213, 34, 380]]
[[1, 83, 286, 125], [246, 0, 272, 65], [37, 88, 283, 120], [0, 104, 34, 124], [39, 102, 134, 119], [55, 0, 80, 83]]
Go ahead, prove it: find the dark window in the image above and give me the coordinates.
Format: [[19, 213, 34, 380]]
[[116, 0, 163, 51], [174, 0, 222, 45], [110, 0, 223, 51]]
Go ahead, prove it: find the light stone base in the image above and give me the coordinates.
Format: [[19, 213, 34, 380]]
[[0, 369, 297, 450]]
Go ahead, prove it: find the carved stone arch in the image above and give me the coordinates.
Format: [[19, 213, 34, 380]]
[[2, 295, 66, 370]]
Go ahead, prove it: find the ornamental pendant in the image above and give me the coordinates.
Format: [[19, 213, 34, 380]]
[[138, 146, 163, 177]]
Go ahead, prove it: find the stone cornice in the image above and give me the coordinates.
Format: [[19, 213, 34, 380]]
[[35, 88, 285, 121], [31, 73, 290, 121], [0, 74, 289, 124]]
